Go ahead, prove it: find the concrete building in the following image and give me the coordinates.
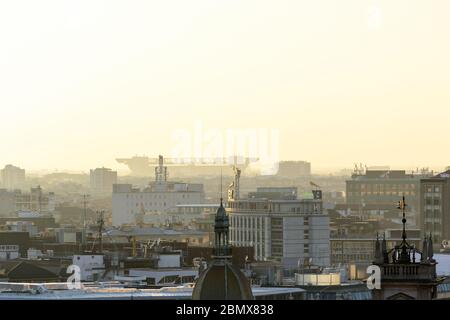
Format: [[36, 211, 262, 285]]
[[227, 172, 330, 268], [0, 186, 56, 215], [14, 186, 56, 213], [0, 165, 25, 191], [346, 169, 432, 226], [0, 189, 16, 216], [0, 245, 20, 261], [90, 167, 118, 196], [0, 232, 30, 258], [112, 156, 205, 226], [72, 255, 106, 282], [55, 228, 84, 244], [420, 170, 450, 245], [276, 161, 311, 177], [5, 221, 39, 237]]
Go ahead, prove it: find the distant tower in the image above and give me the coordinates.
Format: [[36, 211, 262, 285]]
[[227, 166, 241, 201], [372, 195, 444, 300], [192, 198, 254, 300], [155, 155, 168, 183]]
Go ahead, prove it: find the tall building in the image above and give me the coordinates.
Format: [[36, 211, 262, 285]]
[[346, 169, 432, 226], [90, 167, 118, 196], [228, 170, 330, 268], [420, 170, 450, 245], [192, 199, 254, 300], [372, 196, 443, 300], [1, 165, 25, 191], [112, 156, 205, 226]]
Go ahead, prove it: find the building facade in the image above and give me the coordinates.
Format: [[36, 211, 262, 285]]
[[228, 178, 330, 268], [0, 189, 16, 216], [0, 186, 55, 216], [276, 161, 311, 177], [0, 165, 25, 191], [112, 156, 205, 226], [346, 169, 432, 226], [90, 167, 118, 196], [420, 170, 450, 245]]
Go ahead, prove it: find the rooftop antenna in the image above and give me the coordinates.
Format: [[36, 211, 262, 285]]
[[220, 168, 223, 203], [82, 194, 90, 245]]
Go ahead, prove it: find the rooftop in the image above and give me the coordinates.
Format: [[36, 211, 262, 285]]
[[0, 282, 304, 300]]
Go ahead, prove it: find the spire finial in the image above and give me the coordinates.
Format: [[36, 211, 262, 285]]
[[397, 194, 408, 242], [220, 168, 223, 201]]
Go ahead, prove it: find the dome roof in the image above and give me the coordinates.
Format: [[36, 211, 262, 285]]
[[192, 260, 254, 300]]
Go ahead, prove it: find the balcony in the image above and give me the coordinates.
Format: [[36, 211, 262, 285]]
[[381, 263, 437, 282]]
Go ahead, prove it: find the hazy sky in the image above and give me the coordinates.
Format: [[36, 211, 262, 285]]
[[1, 1, 450, 173]]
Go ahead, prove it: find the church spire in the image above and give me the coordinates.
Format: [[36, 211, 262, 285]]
[[213, 194, 231, 257], [397, 195, 410, 263]]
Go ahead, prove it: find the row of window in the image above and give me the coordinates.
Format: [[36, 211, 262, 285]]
[[424, 198, 441, 205], [348, 183, 417, 190], [125, 194, 192, 199], [348, 191, 416, 196], [127, 202, 173, 207], [424, 185, 441, 193]]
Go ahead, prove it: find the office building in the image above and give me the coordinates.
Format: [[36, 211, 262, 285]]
[[420, 170, 450, 244], [90, 167, 117, 196], [112, 156, 205, 226], [346, 169, 432, 226], [228, 170, 330, 268], [1, 165, 25, 191]]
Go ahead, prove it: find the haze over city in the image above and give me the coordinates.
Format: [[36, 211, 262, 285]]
[[1, 1, 450, 173], [4, 0, 450, 308]]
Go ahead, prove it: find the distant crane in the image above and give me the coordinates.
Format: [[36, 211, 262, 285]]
[[310, 181, 321, 189]]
